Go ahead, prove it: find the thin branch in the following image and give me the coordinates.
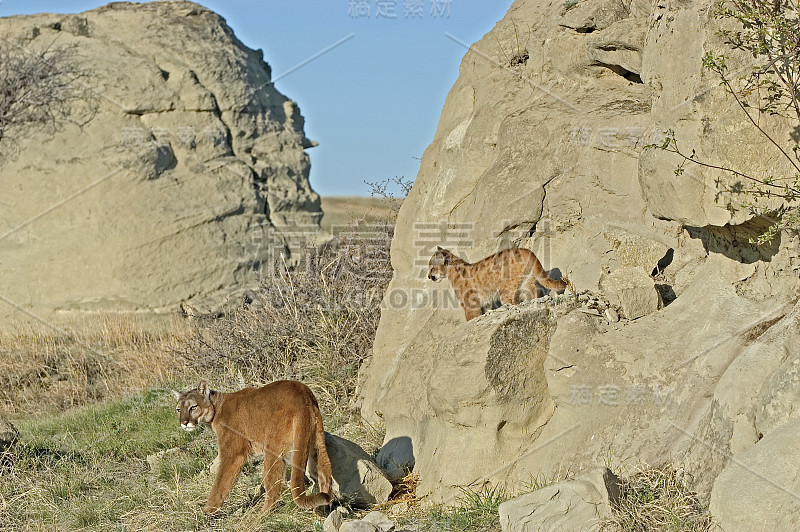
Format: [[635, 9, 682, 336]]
[[718, 68, 800, 174], [664, 138, 799, 194]]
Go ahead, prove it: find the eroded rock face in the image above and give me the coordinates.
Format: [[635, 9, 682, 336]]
[[0, 1, 321, 319], [360, 0, 800, 504]]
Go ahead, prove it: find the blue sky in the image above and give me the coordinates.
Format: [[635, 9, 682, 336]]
[[0, 0, 513, 196]]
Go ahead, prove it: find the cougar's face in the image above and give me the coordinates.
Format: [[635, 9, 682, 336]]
[[173, 386, 214, 431], [428, 248, 449, 282]]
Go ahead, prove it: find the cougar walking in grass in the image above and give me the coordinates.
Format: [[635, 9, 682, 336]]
[[173, 380, 332, 515]]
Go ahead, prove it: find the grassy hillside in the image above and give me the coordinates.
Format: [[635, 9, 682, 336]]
[[0, 319, 506, 531], [320, 196, 398, 233]]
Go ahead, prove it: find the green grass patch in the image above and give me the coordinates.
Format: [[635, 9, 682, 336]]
[[399, 485, 507, 531], [2, 387, 512, 531], [15, 386, 193, 462]]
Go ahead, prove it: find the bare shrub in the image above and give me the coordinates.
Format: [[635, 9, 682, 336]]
[[180, 180, 410, 435], [601, 465, 713, 532], [0, 38, 91, 154]]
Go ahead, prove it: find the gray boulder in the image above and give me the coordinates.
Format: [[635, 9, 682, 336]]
[[339, 521, 380, 532], [324, 432, 393, 507], [499, 468, 620, 532], [360, 511, 395, 531], [376, 436, 414, 481]]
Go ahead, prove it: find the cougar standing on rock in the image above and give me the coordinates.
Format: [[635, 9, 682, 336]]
[[428, 246, 568, 321], [173, 380, 332, 515]]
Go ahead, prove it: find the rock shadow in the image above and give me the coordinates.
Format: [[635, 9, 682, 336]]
[[376, 436, 414, 479], [685, 216, 780, 264]]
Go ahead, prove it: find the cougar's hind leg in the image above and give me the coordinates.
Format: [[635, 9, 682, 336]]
[[261, 443, 285, 514], [288, 431, 312, 505], [462, 290, 483, 320]]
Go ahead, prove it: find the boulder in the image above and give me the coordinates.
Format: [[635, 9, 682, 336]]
[[324, 506, 349, 532], [360, 511, 395, 532], [0, 1, 322, 320], [363, 301, 578, 500], [710, 420, 800, 530], [599, 266, 661, 319], [334, 513, 398, 532], [339, 522, 379, 532], [499, 468, 620, 532], [324, 432, 392, 507], [376, 436, 414, 481]]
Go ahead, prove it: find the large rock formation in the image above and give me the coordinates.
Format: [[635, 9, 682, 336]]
[[0, 1, 321, 319], [361, 0, 800, 514]]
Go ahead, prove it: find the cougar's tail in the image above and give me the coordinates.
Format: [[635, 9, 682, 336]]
[[288, 404, 332, 509], [312, 409, 333, 498]]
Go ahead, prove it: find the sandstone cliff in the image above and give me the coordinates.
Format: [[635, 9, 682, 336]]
[[361, 0, 800, 523], [0, 1, 321, 319]]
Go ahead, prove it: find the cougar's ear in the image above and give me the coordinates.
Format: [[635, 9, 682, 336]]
[[171, 390, 181, 402], [437, 245, 444, 251], [198, 381, 211, 398]]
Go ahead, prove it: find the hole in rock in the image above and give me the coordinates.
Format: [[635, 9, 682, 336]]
[[652, 248, 674, 276], [510, 52, 529, 66], [655, 284, 676, 306], [594, 62, 643, 83]]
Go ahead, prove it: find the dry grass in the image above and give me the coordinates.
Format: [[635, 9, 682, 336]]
[[0, 314, 189, 415], [601, 465, 714, 532]]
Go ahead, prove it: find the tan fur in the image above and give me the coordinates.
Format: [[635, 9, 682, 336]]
[[428, 246, 568, 321], [173, 380, 332, 514]]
